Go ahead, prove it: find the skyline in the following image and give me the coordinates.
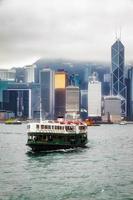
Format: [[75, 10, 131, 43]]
[[0, 0, 133, 69]]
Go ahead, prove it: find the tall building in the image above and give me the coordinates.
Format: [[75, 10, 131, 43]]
[[111, 39, 127, 117], [102, 73, 110, 95], [3, 89, 31, 118], [80, 90, 88, 119], [54, 71, 68, 119], [66, 86, 80, 114], [24, 65, 36, 83], [40, 69, 54, 119], [88, 74, 101, 118], [102, 96, 121, 123], [80, 90, 88, 112], [127, 67, 133, 120], [1, 82, 40, 119]]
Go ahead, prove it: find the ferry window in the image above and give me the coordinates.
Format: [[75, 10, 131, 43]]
[[52, 126, 54, 129], [70, 126, 73, 131], [34, 136, 38, 141], [36, 124, 39, 129], [48, 125, 51, 129], [66, 126, 73, 131], [28, 135, 32, 140], [79, 126, 85, 130], [59, 136, 62, 140], [41, 125, 44, 129], [43, 135, 46, 140], [44, 125, 47, 129], [48, 135, 53, 141]]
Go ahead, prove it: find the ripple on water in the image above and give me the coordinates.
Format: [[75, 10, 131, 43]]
[[0, 124, 133, 200]]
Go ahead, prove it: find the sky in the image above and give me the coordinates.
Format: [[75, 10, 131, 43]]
[[0, 0, 133, 68]]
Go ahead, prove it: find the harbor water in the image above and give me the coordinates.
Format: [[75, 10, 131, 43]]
[[0, 124, 133, 200]]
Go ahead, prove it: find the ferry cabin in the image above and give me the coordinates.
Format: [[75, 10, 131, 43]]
[[27, 122, 88, 150]]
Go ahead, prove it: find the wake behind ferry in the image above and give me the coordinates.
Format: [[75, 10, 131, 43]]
[[26, 120, 88, 151]]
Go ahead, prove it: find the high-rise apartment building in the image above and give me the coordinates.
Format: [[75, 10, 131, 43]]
[[88, 74, 101, 118], [111, 39, 127, 117], [54, 71, 68, 119], [40, 69, 54, 119]]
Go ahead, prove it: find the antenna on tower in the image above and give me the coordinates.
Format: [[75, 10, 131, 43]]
[[115, 29, 117, 40]]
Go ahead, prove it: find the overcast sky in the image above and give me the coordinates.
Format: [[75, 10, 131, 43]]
[[0, 0, 133, 68]]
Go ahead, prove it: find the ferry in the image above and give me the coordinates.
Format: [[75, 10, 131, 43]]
[[26, 120, 88, 151]]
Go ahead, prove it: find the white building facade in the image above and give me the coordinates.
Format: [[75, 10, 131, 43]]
[[66, 86, 80, 113], [24, 64, 36, 83], [102, 96, 121, 122], [88, 76, 101, 118], [0, 69, 16, 81]]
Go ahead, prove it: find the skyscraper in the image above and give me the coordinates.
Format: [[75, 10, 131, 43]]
[[54, 71, 68, 119], [66, 86, 80, 113], [40, 69, 54, 119], [111, 39, 127, 117], [127, 67, 133, 120], [24, 64, 36, 83], [88, 74, 101, 118]]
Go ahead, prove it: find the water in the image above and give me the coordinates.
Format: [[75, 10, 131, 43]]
[[0, 124, 133, 200]]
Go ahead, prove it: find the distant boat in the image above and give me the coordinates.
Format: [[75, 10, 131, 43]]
[[5, 119, 22, 125], [26, 120, 88, 152]]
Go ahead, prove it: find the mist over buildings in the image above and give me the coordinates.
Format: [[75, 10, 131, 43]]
[[0, 0, 133, 68]]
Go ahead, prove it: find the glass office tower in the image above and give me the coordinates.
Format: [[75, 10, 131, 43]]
[[40, 69, 54, 119], [54, 71, 68, 119], [127, 67, 133, 120], [111, 39, 127, 117]]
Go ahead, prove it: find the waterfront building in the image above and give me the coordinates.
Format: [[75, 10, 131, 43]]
[[102, 96, 121, 123], [54, 71, 68, 119], [0, 80, 14, 111], [24, 64, 36, 83], [1, 82, 40, 119], [88, 74, 102, 118], [3, 89, 30, 118], [80, 90, 88, 119], [102, 73, 110, 96], [0, 69, 16, 81], [40, 69, 54, 120], [111, 39, 127, 117], [80, 90, 88, 111], [0, 110, 15, 121], [65, 86, 80, 119], [127, 67, 133, 120]]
